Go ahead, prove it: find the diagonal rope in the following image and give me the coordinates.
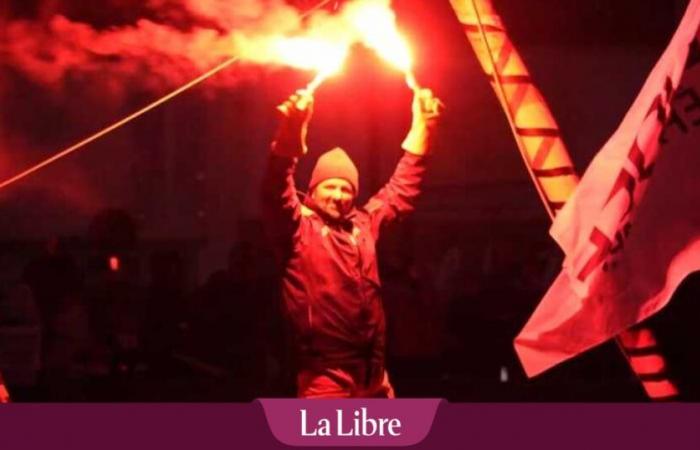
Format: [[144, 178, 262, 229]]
[[468, 0, 556, 220], [0, 0, 333, 191]]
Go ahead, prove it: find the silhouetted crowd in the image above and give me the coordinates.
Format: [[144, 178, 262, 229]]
[[0, 210, 698, 401]]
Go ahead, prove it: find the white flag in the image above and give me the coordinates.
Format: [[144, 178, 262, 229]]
[[515, 0, 700, 377]]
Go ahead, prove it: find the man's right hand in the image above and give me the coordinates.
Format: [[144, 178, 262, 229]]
[[272, 90, 314, 158]]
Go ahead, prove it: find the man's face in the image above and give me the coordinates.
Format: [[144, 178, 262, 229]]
[[311, 178, 355, 219]]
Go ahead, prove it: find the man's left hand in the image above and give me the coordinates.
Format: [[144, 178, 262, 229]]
[[413, 88, 444, 129], [402, 88, 444, 156]]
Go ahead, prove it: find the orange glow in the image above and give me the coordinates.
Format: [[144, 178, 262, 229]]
[[642, 380, 679, 399], [619, 327, 657, 348], [109, 256, 120, 272], [628, 354, 666, 375]]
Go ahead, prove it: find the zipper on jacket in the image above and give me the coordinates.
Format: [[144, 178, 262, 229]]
[[307, 304, 313, 329]]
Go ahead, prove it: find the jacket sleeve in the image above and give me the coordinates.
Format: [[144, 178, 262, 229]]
[[363, 151, 428, 238], [261, 153, 302, 244]]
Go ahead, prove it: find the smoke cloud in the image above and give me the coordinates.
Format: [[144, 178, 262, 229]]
[[1, 0, 311, 94], [0, 0, 408, 237], [0, 0, 402, 96]]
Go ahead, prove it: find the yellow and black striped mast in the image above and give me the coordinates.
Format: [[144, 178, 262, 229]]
[[449, 0, 678, 400]]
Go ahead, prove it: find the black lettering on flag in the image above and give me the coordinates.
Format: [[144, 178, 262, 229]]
[[660, 107, 688, 144], [577, 227, 612, 282], [677, 87, 700, 125], [685, 38, 700, 71], [604, 168, 637, 217]]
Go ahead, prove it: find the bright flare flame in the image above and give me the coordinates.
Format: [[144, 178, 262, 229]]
[[252, 0, 416, 90], [345, 1, 413, 72], [273, 37, 348, 77]]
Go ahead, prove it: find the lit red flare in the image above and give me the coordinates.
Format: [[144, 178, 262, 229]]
[[273, 37, 349, 76], [241, 0, 418, 91], [344, 0, 413, 73]]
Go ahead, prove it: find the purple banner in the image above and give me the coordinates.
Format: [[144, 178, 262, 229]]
[[259, 399, 441, 446], [0, 402, 698, 449]]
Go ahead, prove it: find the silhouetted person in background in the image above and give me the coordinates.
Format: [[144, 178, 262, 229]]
[[186, 242, 277, 399], [22, 238, 87, 398], [144, 250, 187, 370], [84, 209, 144, 382]]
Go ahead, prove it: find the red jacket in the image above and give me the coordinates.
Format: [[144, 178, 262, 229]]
[[262, 150, 427, 375]]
